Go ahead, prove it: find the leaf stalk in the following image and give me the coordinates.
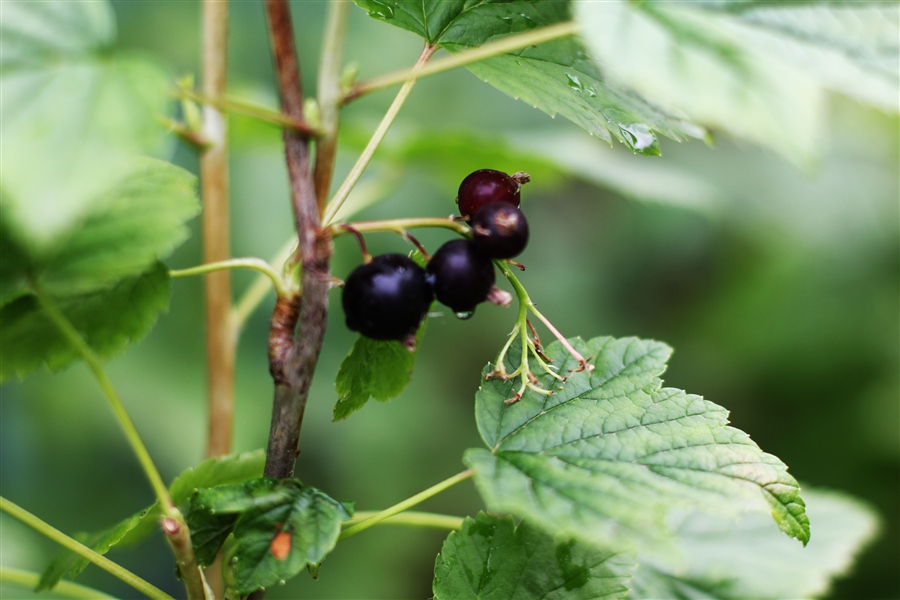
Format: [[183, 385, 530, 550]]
[[338, 469, 474, 541]]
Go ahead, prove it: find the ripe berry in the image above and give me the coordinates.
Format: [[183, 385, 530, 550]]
[[471, 202, 529, 259], [457, 169, 521, 219], [342, 254, 433, 344], [427, 239, 495, 315]]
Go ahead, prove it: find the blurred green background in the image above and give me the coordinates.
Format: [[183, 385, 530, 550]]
[[2, 2, 897, 599]]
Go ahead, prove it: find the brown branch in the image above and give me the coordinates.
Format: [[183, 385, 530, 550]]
[[261, 0, 332, 481]]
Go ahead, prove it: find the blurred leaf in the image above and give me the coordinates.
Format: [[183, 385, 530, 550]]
[[465, 336, 810, 552], [697, 3, 900, 112], [0, 263, 170, 382], [4, 159, 198, 300], [433, 512, 634, 600], [629, 488, 881, 599], [0, 0, 172, 251], [37, 512, 145, 592], [334, 328, 425, 421], [355, 0, 706, 154], [575, 2, 824, 165], [186, 478, 352, 592]]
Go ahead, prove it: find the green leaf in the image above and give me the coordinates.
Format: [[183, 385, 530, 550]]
[[433, 512, 634, 600], [1, 0, 172, 251], [465, 336, 810, 553], [0, 263, 170, 382], [333, 328, 425, 421], [575, 2, 838, 165], [122, 449, 268, 546], [186, 478, 352, 592], [37, 511, 146, 592], [354, 0, 705, 154], [628, 488, 881, 599]]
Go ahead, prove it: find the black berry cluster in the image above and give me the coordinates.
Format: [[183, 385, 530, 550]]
[[342, 169, 531, 345]]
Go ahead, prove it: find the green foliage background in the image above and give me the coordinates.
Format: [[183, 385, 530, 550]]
[[1, 2, 897, 598]]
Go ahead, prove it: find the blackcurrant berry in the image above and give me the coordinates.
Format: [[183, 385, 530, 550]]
[[470, 202, 529, 259], [342, 254, 433, 344], [427, 239, 495, 316], [457, 169, 521, 219]]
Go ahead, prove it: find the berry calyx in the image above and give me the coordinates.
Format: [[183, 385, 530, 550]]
[[427, 239, 495, 315], [457, 169, 522, 219], [470, 202, 529, 259], [342, 254, 434, 346]]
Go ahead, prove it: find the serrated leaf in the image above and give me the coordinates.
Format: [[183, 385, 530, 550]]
[[0, 263, 170, 382], [354, 0, 705, 154], [628, 488, 880, 599], [465, 335, 810, 553], [433, 512, 634, 600], [333, 328, 425, 421], [575, 2, 827, 166], [0, 0, 172, 251], [37, 511, 146, 591], [186, 478, 352, 593]]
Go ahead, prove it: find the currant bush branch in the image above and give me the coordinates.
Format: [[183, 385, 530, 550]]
[[0, 497, 174, 600], [176, 87, 324, 136]]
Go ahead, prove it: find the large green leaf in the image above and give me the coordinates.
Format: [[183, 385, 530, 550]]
[[0, 0, 171, 252], [354, 0, 706, 154], [433, 512, 634, 600], [0, 263, 170, 382], [628, 488, 880, 599], [576, 2, 899, 165], [186, 478, 352, 593], [465, 336, 810, 553]]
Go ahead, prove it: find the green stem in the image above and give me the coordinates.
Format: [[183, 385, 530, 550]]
[[0, 498, 173, 600], [30, 282, 175, 516], [0, 567, 117, 600], [170, 258, 288, 299], [328, 216, 470, 238], [338, 469, 473, 541], [346, 21, 578, 101], [343, 510, 464, 531], [322, 43, 438, 226], [232, 242, 298, 334], [178, 88, 323, 136], [313, 0, 350, 214]]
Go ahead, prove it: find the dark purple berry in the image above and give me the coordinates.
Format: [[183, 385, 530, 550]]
[[471, 202, 529, 259], [427, 239, 495, 315], [457, 169, 521, 219], [342, 254, 433, 343]]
